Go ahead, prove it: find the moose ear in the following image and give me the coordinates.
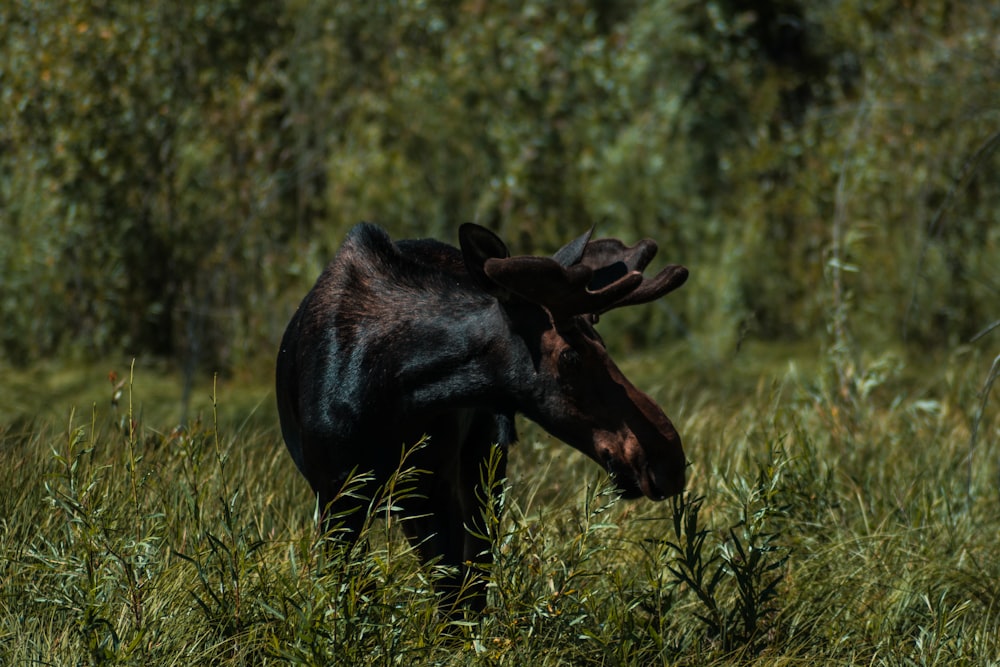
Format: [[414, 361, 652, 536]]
[[459, 223, 509, 291], [552, 226, 595, 267]]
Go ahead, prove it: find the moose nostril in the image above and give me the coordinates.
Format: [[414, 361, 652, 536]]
[[648, 463, 685, 500]]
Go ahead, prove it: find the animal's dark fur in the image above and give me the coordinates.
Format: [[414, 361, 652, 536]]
[[276, 222, 688, 610]]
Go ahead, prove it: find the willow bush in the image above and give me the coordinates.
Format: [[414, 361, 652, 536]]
[[1, 0, 996, 370]]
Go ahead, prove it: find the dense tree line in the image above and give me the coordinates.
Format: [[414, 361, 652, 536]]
[[2, 0, 997, 371]]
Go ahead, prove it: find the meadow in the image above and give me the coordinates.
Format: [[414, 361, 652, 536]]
[[2, 4, 998, 663], [2, 340, 998, 666]]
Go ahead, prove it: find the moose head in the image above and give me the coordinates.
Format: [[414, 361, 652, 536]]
[[458, 223, 688, 500], [276, 222, 689, 610]]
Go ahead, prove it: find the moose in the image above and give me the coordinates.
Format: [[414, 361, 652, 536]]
[[275, 222, 689, 609]]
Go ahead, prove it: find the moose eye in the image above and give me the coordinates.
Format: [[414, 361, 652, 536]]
[[558, 348, 581, 372]]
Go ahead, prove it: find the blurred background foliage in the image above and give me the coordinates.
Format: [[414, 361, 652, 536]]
[[2, 0, 998, 375]]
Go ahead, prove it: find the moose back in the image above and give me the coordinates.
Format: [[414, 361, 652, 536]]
[[275, 222, 689, 608]]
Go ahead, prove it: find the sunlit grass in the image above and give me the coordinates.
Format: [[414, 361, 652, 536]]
[[2, 343, 998, 665]]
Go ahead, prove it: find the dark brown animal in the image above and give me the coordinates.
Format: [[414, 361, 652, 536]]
[[275, 222, 689, 608]]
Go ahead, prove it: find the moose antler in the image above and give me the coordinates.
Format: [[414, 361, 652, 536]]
[[559, 235, 688, 314], [577, 239, 688, 315], [459, 223, 687, 321], [482, 256, 642, 320]]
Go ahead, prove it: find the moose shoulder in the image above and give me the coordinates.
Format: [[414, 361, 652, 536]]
[[275, 222, 689, 609]]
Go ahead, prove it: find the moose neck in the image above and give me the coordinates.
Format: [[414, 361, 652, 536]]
[[383, 290, 517, 414]]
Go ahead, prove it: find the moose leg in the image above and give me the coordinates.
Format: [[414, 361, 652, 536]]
[[399, 477, 473, 610], [316, 480, 368, 542], [401, 414, 507, 612], [304, 439, 379, 556], [455, 432, 507, 612]]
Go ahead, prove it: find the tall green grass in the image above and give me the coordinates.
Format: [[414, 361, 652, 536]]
[[2, 345, 998, 665]]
